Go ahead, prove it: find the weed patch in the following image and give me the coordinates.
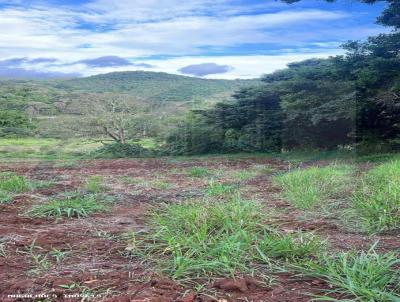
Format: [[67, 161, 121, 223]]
[[0, 172, 29, 193], [273, 165, 353, 209], [206, 179, 237, 196], [128, 196, 323, 280], [232, 170, 257, 181], [187, 167, 212, 178], [302, 244, 400, 301], [85, 175, 106, 193], [352, 160, 400, 233], [0, 190, 12, 203], [256, 232, 324, 262], [26, 195, 107, 218]]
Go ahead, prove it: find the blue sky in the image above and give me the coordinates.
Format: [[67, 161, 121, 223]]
[[0, 0, 387, 79]]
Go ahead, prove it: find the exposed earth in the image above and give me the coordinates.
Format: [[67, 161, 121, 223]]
[[1, 157, 399, 301]]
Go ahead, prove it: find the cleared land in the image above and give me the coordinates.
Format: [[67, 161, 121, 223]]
[[0, 155, 399, 302]]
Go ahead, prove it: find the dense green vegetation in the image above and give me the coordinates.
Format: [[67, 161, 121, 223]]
[[0, 72, 259, 142], [55, 71, 259, 102], [1, 1, 399, 158], [303, 245, 400, 302], [274, 159, 400, 234], [352, 160, 400, 233], [166, 0, 400, 155], [273, 164, 353, 209], [129, 195, 323, 280]]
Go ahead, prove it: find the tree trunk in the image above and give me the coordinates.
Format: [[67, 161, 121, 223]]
[[119, 128, 126, 144], [103, 126, 120, 143]]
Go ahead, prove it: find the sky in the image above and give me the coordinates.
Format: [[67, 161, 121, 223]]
[[0, 0, 388, 79]]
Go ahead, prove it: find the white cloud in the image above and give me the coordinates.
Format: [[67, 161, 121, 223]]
[[36, 51, 342, 79], [0, 0, 386, 78]]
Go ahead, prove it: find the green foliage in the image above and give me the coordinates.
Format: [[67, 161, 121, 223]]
[[303, 245, 400, 301], [0, 110, 33, 137], [85, 176, 105, 193], [0, 172, 29, 193], [352, 160, 400, 233], [165, 111, 223, 155], [0, 138, 101, 160], [166, 5, 400, 155], [0, 190, 12, 203], [0, 172, 30, 204], [26, 195, 107, 218], [186, 167, 212, 178], [256, 231, 324, 262], [273, 165, 353, 209], [93, 142, 150, 158], [232, 170, 258, 181], [129, 196, 323, 280], [55, 71, 259, 103], [205, 179, 237, 196]]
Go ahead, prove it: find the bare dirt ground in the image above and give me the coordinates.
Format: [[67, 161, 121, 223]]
[[1, 157, 399, 302]]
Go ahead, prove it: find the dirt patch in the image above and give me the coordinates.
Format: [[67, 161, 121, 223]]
[[1, 157, 399, 301]]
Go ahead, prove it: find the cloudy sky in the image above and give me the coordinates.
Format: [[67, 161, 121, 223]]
[[0, 0, 387, 79]]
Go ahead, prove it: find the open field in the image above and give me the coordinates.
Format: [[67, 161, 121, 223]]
[[0, 138, 159, 160], [0, 155, 399, 302]]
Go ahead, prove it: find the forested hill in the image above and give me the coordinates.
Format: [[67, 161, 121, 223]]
[[0, 71, 261, 138], [52, 71, 261, 102]]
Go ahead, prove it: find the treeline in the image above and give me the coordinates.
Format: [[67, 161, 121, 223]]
[[166, 0, 400, 155]]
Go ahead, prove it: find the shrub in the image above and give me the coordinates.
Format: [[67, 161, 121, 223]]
[[273, 164, 353, 209], [93, 143, 149, 158], [352, 160, 400, 233]]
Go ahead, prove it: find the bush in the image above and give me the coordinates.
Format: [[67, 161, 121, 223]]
[[273, 164, 353, 209], [93, 143, 150, 158], [0, 110, 34, 138], [352, 160, 400, 233]]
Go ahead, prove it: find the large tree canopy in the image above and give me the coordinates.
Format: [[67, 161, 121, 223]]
[[166, 0, 400, 154]]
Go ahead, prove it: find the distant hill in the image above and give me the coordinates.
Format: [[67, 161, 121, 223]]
[[53, 71, 261, 103], [0, 71, 262, 138]]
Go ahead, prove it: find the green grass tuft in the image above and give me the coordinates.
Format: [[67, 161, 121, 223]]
[[352, 160, 400, 233], [85, 175, 106, 193], [256, 231, 324, 262], [0, 172, 29, 193], [303, 244, 400, 301], [206, 179, 236, 196], [0, 190, 12, 203], [129, 196, 323, 280], [273, 165, 353, 209], [232, 170, 257, 181], [26, 195, 107, 218]]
